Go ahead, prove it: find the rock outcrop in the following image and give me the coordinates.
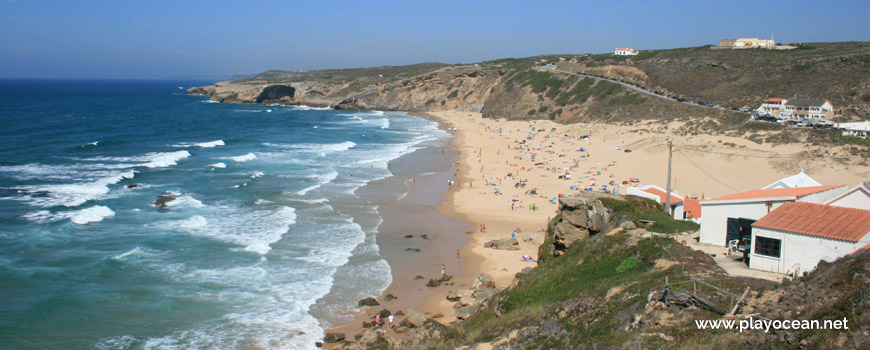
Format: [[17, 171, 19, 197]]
[[545, 192, 623, 257]]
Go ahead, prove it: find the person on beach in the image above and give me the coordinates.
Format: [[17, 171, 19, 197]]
[[388, 314, 394, 329], [441, 264, 446, 276], [375, 314, 382, 328]]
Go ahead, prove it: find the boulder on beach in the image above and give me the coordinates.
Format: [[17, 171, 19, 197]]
[[358, 297, 379, 307], [446, 289, 474, 301], [472, 273, 495, 290], [323, 332, 345, 343], [402, 309, 431, 328], [486, 237, 520, 250], [455, 304, 482, 319]]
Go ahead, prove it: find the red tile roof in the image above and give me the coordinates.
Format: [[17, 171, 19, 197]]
[[705, 185, 846, 203], [615, 48, 633, 51], [764, 98, 785, 102], [642, 187, 683, 205], [684, 198, 701, 219], [753, 202, 870, 242]]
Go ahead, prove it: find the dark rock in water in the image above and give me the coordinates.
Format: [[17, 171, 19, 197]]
[[420, 234, 429, 240], [153, 193, 178, 208], [414, 275, 425, 280], [403, 234, 414, 238], [1, 188, 50, 198], [127, 183, 139, 189], [358, 297, 380, 307], [405, 248, 421, 252], [315, 341, 322, 348], [323, 333, 345, 343], [384, 293, 398, 301]]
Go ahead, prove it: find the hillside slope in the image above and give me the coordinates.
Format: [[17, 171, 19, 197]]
[[189, 41, 870, 126]]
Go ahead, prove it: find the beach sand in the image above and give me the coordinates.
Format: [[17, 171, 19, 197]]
[[324, 110, 870, 343]]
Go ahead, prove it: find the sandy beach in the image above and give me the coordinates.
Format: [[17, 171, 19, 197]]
[[325, 109, 870, 342]]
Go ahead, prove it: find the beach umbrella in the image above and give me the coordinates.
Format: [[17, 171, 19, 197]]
[[513, 195, 519, 198], [494, 188, 500, 191]]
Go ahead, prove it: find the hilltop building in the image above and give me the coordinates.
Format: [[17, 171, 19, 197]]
[[757, 98, 787, 117], [718, 38, 775, 49], [749, 202, 870, 274], [699, 185, 848, 246], [614, 48, 638, 56], [779, 99, 835, 121]]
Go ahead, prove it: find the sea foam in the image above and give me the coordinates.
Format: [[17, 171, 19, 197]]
[[70, 205, 115, 225]]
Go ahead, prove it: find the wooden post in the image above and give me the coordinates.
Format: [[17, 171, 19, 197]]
[[665, 140, 673, 216], [729, 287, 752, 315]]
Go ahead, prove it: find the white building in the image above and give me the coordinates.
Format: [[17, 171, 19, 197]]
[[614, 48, 639, 56], [762, 169, 821, 189], [626, 184, 684, 219], [699, 185, 848, 246], [837, 121, 870, 139], [825, 182, 870, 210], [780, 99, 835, 121], [749, 202, 870, 274], [757, 98, 787, 117]]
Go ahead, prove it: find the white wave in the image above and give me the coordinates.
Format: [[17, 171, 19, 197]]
[[228, 153, 257, 162], [377, 118, 390, 129], [165, 194, 205, 209], [203, 100, 219, 103], [263, 141, 356, 154], [254, 199, 273, 205], [17, 169, 137, 207], [111, 246, 156, 260], [142, 150, 191, 168], [175, 206, 296, 255], [251, 172, 264, 179], [195, 140, 225, 148], [208, 162, 227, 169], [21, 210, 72, 223], [178, 215, 208, 229], [81, 141, 99, 147], [296, 170, 339, 195], [70, 205, 115, 225]]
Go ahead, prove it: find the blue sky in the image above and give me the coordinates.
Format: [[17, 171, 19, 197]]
[[1, 0, 867, 79]]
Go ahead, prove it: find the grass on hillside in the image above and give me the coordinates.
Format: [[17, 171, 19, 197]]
[[599, 197, 700, 233]]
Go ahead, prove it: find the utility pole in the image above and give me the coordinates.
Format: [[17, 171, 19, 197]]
[[665, 140, 673, 216]]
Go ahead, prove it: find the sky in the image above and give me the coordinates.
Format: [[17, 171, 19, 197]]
[[0, 0, 867, 79]]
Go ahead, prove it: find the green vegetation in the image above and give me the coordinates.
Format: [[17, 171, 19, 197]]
[[528, 109, 536, 116], [447, 90, 459, 99], [538, 106, 549, 113], [793, 63, 814, 71], [425, 98, 436, 105], [607, 92, 647, 106], [557, 78, 626, 106], [505, 71, 567, 95], [862, 94, 870, 102], [599, 197, 700, 233], [444, 232, 681, 347]]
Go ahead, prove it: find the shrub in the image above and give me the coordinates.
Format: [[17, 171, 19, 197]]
[[447, 90, 459, 99], [616, 257, 638, 273]]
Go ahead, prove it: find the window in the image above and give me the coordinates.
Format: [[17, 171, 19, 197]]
[[755, 236, 781, 258]]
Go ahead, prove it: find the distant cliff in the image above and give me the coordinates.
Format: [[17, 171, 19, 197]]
[[190, 41, 870, 124]]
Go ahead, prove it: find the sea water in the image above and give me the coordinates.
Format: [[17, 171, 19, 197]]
[[0, 80, 450, 349]]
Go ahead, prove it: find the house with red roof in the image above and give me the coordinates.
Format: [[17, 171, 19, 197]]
[[699, 185, 848, 246], [824, 182, 870, 210], [614, 48, 639, 56], [749, 202, 870, 274], [625, 184, 689, 220], [758, 98, 787, 117]]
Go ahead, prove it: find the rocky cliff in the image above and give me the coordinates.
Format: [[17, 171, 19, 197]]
[[329, 193, 870, 349]]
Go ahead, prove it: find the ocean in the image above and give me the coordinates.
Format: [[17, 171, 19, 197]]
[[0, 80, 451, 349]]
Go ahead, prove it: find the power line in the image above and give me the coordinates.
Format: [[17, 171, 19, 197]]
[[676, 145, 805, 159], [676, 149, 742, 193]]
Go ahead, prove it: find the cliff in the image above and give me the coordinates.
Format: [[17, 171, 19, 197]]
[[333, 194, 870, 349], [190, 41, 870, 125]]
